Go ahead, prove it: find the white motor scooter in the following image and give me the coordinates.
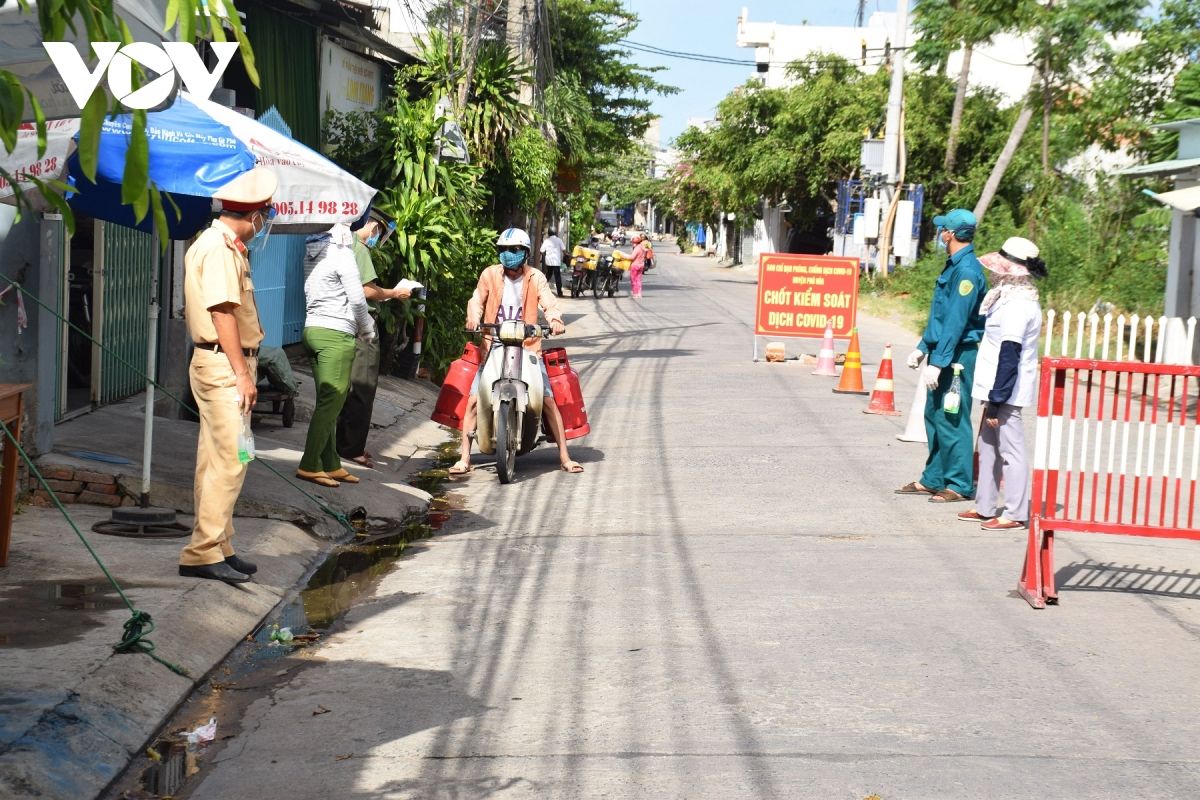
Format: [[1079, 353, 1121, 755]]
[[474, 320, 553, 484]]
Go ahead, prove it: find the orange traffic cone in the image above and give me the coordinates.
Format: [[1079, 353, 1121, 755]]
[[811, 322, 838, 376], [832, 329, 869, 395], [864, 344, 902, 415]]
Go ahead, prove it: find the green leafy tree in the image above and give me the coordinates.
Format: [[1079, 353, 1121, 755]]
[[911, 0, 1016, 175], [324, 92, 493, 377], [973, 0, 1146, 220], [552, 0, 675, 162], [1079, 0, 1200, 160], [551, 0, 676, 234]]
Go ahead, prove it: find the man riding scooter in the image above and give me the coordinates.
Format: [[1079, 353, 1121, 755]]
[[448, 228, 585, 476]]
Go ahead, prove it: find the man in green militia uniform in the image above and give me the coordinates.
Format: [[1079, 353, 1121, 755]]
[[896, 208, 987, 504]]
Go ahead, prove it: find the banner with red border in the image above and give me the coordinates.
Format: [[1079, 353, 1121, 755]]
[[755, 253, 859, 339]]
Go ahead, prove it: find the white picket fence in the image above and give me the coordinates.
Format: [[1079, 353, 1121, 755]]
[[896, 309, 1197, 445], [1043, 311, 1198, 365]]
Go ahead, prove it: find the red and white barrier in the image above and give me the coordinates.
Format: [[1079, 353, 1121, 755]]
[[1019, 356, 1200, 608]]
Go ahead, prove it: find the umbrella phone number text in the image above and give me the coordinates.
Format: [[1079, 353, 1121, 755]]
[[273, 199, 361, 217], [0, 156, 60, 189]]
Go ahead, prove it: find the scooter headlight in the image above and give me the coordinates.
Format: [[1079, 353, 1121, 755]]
[[497, 319, 528, 345]]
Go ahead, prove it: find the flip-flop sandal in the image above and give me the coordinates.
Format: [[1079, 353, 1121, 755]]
[[957, 509, 994, 522], [350, 454, 375, 468], [929, 489, 970, 503], [327, 469, 360, 484], [894, 481, 934, 495], [296, 470, 339, 488], [561, 461, 584, 474], [448, 460, 472, 476]]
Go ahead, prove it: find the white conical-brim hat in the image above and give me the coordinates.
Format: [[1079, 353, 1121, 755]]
[[979, 236, 1039, 276]]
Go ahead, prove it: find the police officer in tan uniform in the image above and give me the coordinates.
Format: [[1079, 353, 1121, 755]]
[[179, 167, 277, 583]]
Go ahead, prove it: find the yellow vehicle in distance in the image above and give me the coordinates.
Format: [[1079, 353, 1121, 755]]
[[570, 245, 600, 297]]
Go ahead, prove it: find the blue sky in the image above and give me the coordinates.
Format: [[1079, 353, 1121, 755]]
[[630, 1, 902, 145]]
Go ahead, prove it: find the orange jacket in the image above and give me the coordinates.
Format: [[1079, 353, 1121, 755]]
[[466, 264, 563, 352]]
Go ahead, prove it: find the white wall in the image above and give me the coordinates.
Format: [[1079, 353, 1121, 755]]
[[737, 9, 1036, 103]]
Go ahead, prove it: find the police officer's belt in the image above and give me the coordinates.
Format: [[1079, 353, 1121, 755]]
[[194, 342, 260, 357]]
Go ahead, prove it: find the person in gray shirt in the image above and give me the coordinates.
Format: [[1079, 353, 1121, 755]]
[[297, 224, 375, 487]]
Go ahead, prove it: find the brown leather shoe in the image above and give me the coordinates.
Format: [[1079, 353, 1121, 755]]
[[957, 509, 994, 522], [981, 517, 1026, 530]]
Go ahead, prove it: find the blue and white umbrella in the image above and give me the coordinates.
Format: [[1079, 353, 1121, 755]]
[[66, 93, 255, 238], [1, 91, 376, 237]]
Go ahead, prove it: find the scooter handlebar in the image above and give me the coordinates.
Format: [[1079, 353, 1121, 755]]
[[466, 323, 555, 337]]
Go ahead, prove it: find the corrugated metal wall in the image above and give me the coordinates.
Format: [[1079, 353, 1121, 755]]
[[98, 222, 153, 404], [250, 107, 306, 347]]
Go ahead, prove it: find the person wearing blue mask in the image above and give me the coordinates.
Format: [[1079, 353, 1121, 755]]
[[179, 167, 277, 584], [336, 212, 411, 467], [896, 207, 988, 504], [449, 228, 583, 476]]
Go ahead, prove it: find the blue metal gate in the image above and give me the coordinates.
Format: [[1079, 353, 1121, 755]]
[[98, 221, 154, 404], [249, 107, 306, 347]]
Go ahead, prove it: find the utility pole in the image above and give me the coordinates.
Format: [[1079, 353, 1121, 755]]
[[507, 0, 535, 105], [881, 0, 909, 201], [876, 0, 909, 276]]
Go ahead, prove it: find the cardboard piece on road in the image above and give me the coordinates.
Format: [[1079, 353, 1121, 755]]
[[755, 253, 859, 340]]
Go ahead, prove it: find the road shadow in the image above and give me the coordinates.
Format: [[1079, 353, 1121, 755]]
[[465, 445, 606, 481], [1055, 559, 1200, 600], [571, 348, 698, 363]]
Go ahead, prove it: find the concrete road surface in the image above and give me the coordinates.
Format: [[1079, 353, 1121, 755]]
[[188, 245, 1200, 800]]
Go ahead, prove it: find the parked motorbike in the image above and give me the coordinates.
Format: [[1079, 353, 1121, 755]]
[[473, 321, 552, 484], [594, 254, 622, 298], [570, 245, 599, 298]]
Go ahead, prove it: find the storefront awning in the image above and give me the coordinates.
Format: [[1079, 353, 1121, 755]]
[[1118, 156, 1200, 178]]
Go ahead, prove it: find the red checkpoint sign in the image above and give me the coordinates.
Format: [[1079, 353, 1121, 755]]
[[755, 253, 859, 339]]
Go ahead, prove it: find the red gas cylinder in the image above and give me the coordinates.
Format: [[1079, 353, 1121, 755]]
[[542, 347, 590, 441], [431, 342, 481, 430]]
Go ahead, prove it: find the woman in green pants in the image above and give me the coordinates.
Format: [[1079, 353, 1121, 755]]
[[297, 224, 376, 487]]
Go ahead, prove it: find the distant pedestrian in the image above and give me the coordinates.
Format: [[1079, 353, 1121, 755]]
[[896, 208, 987, 503], [297, 223, 375, 488], [335, 211, 409, 468], [539, 228, 566, 297], [179, 167, 277, 584], [615, 234, 648, 299], [958, 237, 1047, 530]]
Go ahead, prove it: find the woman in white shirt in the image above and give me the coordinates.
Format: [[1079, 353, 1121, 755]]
[[957, 237, 1047, 531], [297, 224, 376, 487]]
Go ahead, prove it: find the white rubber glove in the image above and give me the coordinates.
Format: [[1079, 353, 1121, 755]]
[[906, 349, 925, 370], [921, 364, 942, 390]]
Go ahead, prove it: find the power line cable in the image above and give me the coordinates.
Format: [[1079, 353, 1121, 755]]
[[622, 37, 900, 62], [618, 39, 892, 70]]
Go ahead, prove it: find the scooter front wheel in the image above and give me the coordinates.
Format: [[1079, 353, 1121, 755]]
[[496, 399, 519, 484]]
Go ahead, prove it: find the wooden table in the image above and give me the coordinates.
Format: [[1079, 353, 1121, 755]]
[[0, 383, 32, 568]]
